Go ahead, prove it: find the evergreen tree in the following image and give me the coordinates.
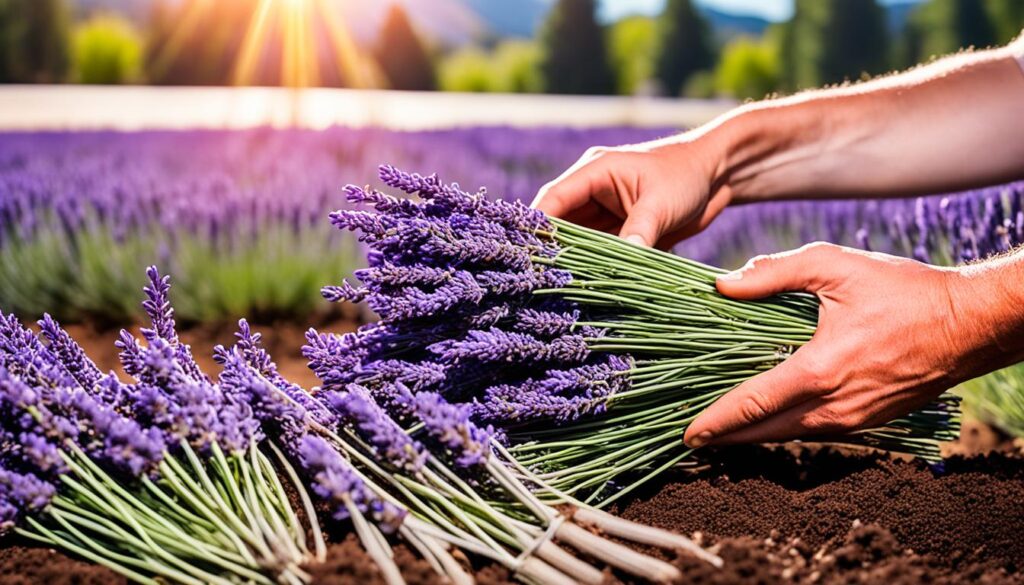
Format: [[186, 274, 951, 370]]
[[779, 0, 887, 91], [0, 0, 71, 83], [539, 0, 615, 95], [654, 0, 713, 96], [902, 0, 997, 66], [373, 4, 435, 91]]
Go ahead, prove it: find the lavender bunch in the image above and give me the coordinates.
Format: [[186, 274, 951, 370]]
[[0, 270, 322, 585], [223, 318, 719, 584], [314, 165, 961, 507]]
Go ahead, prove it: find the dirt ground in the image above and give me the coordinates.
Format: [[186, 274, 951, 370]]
[[4, 323, 1024, 584]]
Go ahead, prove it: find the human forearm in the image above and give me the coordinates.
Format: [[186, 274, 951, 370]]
[[701, 45, 1024, 203], [949, 249, 1024, 377]]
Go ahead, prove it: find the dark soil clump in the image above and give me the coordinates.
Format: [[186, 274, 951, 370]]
[[0, 542, 126, 585]]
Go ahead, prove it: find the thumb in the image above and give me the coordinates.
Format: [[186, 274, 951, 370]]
[[716, 242, 840, 300], [618, 197, 666, 248], [683, 349, 818, 447]]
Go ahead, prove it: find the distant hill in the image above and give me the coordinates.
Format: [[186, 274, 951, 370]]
[[697, 5, 769, 42]]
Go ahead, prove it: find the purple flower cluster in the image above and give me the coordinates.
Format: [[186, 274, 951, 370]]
[[112, 269, 260, 454], [411, 392, 493, 468], [329, 385, 427, 473], [307, 166, 637, 451], [297, 435, 406, 532]]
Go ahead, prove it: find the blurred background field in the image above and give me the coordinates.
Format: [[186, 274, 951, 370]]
[[2, 0, 1024, 437]]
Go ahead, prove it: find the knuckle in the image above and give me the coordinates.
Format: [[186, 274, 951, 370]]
[[738, 389, 772, 424], [791, 354, 836, 394]]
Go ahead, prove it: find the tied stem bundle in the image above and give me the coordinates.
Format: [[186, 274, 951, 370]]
[[319, 165, 961, 506]]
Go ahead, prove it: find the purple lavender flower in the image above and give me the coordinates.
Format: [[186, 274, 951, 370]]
[[411, 392, 493, 467], [217, 320, 338, 428], [0, 465, 55, 534], [368, 271, 484, 321], [512, 309, 580, 338], [296, 434, 406, 532], [329, 385, 427, 473], [356, 359, 446, 392], [219, 351, 308, 445], [37, 314, 102, 391], [429, 328, 589, 365]]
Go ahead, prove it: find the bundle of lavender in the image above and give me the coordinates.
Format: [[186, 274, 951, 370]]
[[317, 165, 961, 506], [0, 271, 319, 583], [3, 266, 720, 584], [227, 318, 721, 584]]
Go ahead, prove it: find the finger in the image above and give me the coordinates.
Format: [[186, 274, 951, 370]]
[[563, 200, 624, 234], [617, 196, 667, 248], [532, 148, 609, 218], [707, 397, 831, 445], [715, 242, 842, 300], [683, 351, 819, 448]]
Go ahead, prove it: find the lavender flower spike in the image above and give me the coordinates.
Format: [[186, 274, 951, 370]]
[[296, 434, 407, 532], [37, 314, 102, 391], [329, 385, 427, 473], [411, 392, 493, 467], [0, 465, 56, 535]]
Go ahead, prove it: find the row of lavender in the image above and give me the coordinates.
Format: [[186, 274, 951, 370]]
[[0, 127, 669, 323]]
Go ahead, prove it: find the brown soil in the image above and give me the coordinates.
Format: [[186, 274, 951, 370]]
[[6, 325, 1024, 584]]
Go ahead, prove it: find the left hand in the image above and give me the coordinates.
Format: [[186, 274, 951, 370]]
[[683, 242, 992, 448]]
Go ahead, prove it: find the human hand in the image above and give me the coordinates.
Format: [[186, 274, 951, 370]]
[[682, 242, 1001, 448], [531, 136, 731, 249]]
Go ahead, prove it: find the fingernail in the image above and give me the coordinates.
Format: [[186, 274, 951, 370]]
[[687, 431, 713, 448], [624, 234, 647, 247]]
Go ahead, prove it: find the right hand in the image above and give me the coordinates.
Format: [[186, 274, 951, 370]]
[[531, 136, 731, 249]]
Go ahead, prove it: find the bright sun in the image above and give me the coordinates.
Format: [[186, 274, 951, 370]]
[[151, 0, 367, 89]]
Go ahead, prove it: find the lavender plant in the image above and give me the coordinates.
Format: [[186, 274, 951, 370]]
[[315, 165, 961, 507]]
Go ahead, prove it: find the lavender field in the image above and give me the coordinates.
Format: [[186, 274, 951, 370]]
[[1, 125, 1023, 436]]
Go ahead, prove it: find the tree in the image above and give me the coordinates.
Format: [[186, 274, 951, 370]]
[[0, 0, 71, 83], [609, 16, 658, 95], [654, 0, 714, 96], [539, 0, 615, 95], [373, 4, 435, 91], [779, 0, 887, 91], [985, 0, 1024, 45], [72, 15, 143, 84], [715, 37, 780, 100], [145, 0, 251, 86], [438, 47, 492, 92], [901, 0, 998, 66]]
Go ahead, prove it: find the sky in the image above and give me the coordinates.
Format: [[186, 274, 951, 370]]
[[599, 0, 920, 23]]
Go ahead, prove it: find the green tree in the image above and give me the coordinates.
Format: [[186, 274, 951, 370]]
[[901, 0, 997, 66], [491, 40, 542, 93], [654, 0, 714, 96], [145, 0, 250, 86], [438, 47, 492, 92], [539, 0, 615, 95], [985, 0, 1024, 44], [72, 15, 142, 84], [609, 16, 658, 95], [779, 0, 887, 91], [715, 37, 779, 100], [0, 0, 71, 83], [373, 4, 435, 91]]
